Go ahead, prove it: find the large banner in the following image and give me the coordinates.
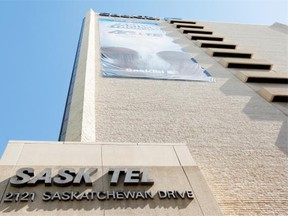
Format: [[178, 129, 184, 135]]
[[99, 18, 214, 82]]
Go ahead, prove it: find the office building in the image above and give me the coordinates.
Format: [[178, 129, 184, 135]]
[[0, 9, 287, 215]]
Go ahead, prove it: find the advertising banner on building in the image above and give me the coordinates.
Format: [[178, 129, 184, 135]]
[[99, 18, 214, 82]]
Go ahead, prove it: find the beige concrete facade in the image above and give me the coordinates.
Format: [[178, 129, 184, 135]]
[[1, 9, 288, 215]]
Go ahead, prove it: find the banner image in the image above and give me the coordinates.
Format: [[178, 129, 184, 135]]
[[99, 18, 214, 82]]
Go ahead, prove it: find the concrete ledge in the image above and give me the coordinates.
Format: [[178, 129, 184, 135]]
[[102, 145, 180, 166], [64, 141, 138, 146], [206, 48, 253, 58], [138, 142, 186, 146], [9, 140, 64, 145], [186, 33, 223, 41], [258, 87, 288, 102], [173, 23, 204, 29], [1, 141, 197, 167], [19, 144, 102, 166], [195, 40, 237, 49], [169, 19, 196, 24], [174, 146, 196, 166], [179, 28, 213, 34], [184, 166, 223, 216], [236, 71, 288, 83], [219, 58, 272, 70], [0, 141, 23, 165]]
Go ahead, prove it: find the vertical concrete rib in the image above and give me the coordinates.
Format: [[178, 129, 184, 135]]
[[81, 10, 96, 142], [63, 9, 96, 142]]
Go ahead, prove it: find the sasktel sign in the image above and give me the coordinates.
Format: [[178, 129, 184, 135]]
[[3, 167, 194, 202]]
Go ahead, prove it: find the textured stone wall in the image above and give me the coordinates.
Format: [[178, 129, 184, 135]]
[[93, 17, 288, 215]]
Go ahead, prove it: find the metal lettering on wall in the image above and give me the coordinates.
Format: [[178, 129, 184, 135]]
[[99, 12, 160, 20], [3, 167, 194, 203]]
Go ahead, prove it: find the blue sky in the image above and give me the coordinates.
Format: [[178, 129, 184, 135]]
[[0, 0, 287, 157]]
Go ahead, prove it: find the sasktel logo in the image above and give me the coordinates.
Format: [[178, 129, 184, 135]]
[[4, 167, 194, 202], [9, 167, 154, 187]]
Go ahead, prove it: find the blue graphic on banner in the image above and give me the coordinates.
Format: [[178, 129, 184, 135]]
[[99, 18, 214, 82]]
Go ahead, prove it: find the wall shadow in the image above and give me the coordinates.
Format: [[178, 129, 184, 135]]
[[242, 96, 285, 121], [219, 76, 288, 155], [219, 76, 255, 97], [275, 119, 288, 155]]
